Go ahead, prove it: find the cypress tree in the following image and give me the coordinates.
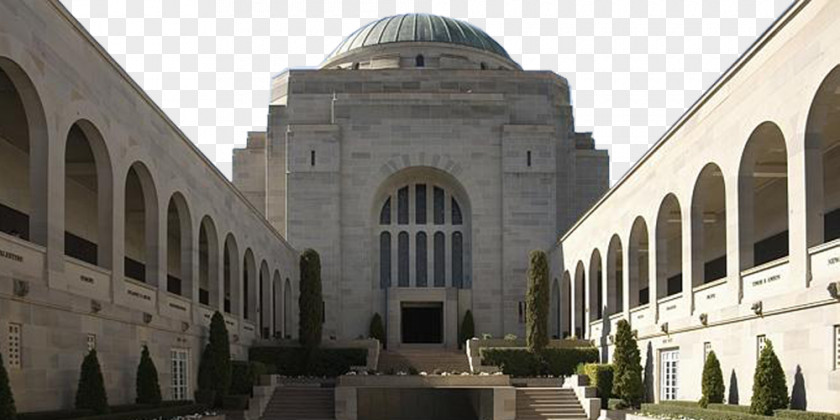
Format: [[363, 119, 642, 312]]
[[299, 249, 323, 349], [750, 340, 789, 415], [75, 349, 109, 414], [612, 319, 643, 408], [526, 250, 550, 352], [135, 345, 162, 404], [459, 310, 475, 349], [197, 311, 231, 407], [699, 350, 725, 408], [0, 352, 16, 420], [369, 313, 385, 348]]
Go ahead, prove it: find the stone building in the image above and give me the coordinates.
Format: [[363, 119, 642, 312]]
[[232, 13, 609, 348]]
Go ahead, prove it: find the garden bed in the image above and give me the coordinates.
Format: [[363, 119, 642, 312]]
[[637, 402, 840, 420], [18, 402, 212, 420]]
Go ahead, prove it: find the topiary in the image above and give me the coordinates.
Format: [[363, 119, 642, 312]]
[[75, 349, 109, 414], [526, 250, 550, 352], [135, 345, 162, 404], [196, 311, 231, 407], [750, 339, 789, 416], [612, 319, 643, 409], [369, 313, 385, 348], [0, 352, 16, 420], [699, 350, 725, 408], [459, 310, 475, 349], [299, 249, 323, 350]]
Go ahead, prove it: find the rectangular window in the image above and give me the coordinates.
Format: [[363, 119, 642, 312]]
[[415, 184, 427, 224], [398, 187, 409, 225], [703, 342, 711, 363], [527, 150, 532, 167], [171, 348, 189, 400], [834, 325, 840, 371], [310, 150, 316, 166], [8, 323, 21, 369], [518, 301, 526, 324], [757, 335, 767, 360], [660, 349, 679, 401], [433, 187, 445, 225], [87, 334, 97, 352]]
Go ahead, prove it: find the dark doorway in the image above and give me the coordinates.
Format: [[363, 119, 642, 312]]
[[401, 302, 443, 344]]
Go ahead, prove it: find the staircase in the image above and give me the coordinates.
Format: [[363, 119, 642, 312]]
[[516, 387, 588, 420], [377, 348, 471, 373], [260, 387, 335, 420]]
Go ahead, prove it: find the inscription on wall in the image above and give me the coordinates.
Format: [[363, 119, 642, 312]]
[[706, 293, 716, 300], [128, 288, 152, 301], [80, 275, 95, 284], [751, 274, 781, 287], [665, 304, 677, 311], [0, 249, 23, 263], [169, 302, 187, 312], [243, 324, 254, 332], [829, 256, 839, 266]]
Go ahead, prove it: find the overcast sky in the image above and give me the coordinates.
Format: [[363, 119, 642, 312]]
[[60, 0, 793, 185]]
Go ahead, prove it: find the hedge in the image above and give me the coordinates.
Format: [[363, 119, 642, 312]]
[[230, 361, 268, 396], [659, 400, 750, 413], [775, 409, 840, 420], [641, 403, 770, 420], [580, 363, 613, 409], [249, 347, 367, 377], [18, 402, 204, 420], [480, 347, 598, 377]]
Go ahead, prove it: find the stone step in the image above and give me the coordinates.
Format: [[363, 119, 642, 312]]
[[515, 387, 587, 420], [261, 387, 335, 420]]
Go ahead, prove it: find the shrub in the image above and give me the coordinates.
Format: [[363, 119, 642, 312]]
[[699, 350, 724, 408], [229, 361, 253, 396], [369, 313, 385, 348], [480, 347, 598, 377], [222, 394, 250, 410], [581, 363, 613, 409], [526, 250, 550, 352], [612, 319, 643, 409], [249, 347, 367, 377], [74, 350, 108, 414], [135, 345, 161, 404], [459, 310, 475, 349], [299, 249, 323, 349], [17, 402, 204, 420], [659, 400, 750, 413], [775, 409, 840, 420], [641, 403, 768, 420], [197, 311, 231, 407], [750, 340, 789, 416], [0, 352, 16, 420]]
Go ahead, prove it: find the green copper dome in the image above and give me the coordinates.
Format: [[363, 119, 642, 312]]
[[327, 14, 511, 61]]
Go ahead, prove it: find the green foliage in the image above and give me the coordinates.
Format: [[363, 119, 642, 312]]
[[750, 340, 789, 416], [222, 394, 250, 410], [480, 347, 598, 377], [249, 347, 367, 377], [459, 310, 475, 349], [612, 319, 643, 409], [135, 346, 161, 404], [197, 311, 231, 407], [18, 402, 207, 420], [369, 313, 385, 348], [642, 403, 769, 420], [525, 250, 550, 352], [0, 352, 16, 420], [581, 363, 614, 409], [299, 249, 323, 349], [775, 409, 840, 420], [74, 350, 109, 414], [699, 351, 725, 408], [229, 361, 268, 396], [659, 400, 750, 413]]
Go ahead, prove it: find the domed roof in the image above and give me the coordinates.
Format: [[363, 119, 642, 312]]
[[327, 14, 511, 61]]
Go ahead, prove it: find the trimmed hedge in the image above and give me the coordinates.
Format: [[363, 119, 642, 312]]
[[580, 363, 613, 409], [230, 361, 268, 396], [480, 347, 599, 377], [660, 400, 750, 413], [775, 409, 840, 420], [641, 403, 769, 420], [249, 347, 367, 377], [18, 402, 204, 420]]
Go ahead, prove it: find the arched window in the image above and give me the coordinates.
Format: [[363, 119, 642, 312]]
[[629, 217, 650, 308], [272, 271, 282, 338], [124, 163, 158, 284], [198, 217, 218, 306], [378, 181, 466, 289], [656, 194, 683, 298], [691, 164, 727, 286], [415, 54, 425, 67], [223, 234, 239, 314], [561, 272, 572, 338], [588, 250, 603, 322], [607, 235, 623, 315], [260, 261, 270, 334], [166, 194, 192, 297], [574, 262, 586, 338], [805, 66, 840, 246], [243, 249, 257, 321]]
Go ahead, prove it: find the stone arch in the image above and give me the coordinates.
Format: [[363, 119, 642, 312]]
[[628, 217, 650, 308], [656, 194, 683, 299], [805, 65, 840, 247], [606, 234, 623, 315], [123, 161, 160, 285], [284, 277, 293, 338], [243, 248, 257, 322], [0, 56, 48, 245], [588, 249, 603, 323], [198, 216, 219, 307], [64, 119, 114, 269], [272, 270, 282, 338], [573, 261, 586, 338], [166, 192, 193, 297], [223, 234, 240, 314], [738, 122, 789, 269], [691, 163, 727, 287], [561, 270, 572, 338], [550, 277, 561, 338], [259, 260, 270, 335]]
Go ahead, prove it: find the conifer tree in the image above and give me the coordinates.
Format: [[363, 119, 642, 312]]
[[75, 349, 109, 414], [0, 352, 16, 420], [459, 310, 475, 349], [750, 340, 789, 415], [699, 350, 724, 408], [299, 249, 323, 349], [612, 319, 643, 408], [369, 313, 385, 347], [135, 345, 162, 404], [197, 311, 231, 407], [526, 250, 550, 352]]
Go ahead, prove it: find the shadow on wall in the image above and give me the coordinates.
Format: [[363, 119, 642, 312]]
[[600, 311, 610, 363], [728, 369, 739, 405], [790, 365, 807, 410], [644, 342, 654, 403]]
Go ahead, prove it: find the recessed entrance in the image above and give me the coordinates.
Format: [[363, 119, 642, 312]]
[[401, 302, 443, 344]]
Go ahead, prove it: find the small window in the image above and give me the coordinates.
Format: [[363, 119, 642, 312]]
[[518, 301, 526, 324], [415, 55, 425, 67], [480, 62, 487, 70], [322, 301, 326, 324], [352, 62, 360, 70], [703, 342, 711, 363], [834, 325, 840, 370], [87, 334, 97, 352], [527, 151, 532, 167], [310, 150, 316, 166], [8, 323, 21, 369], [757, 335, 767, 360]]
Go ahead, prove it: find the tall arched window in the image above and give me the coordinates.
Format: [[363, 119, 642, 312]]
[[377, 181, 466, 288]]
